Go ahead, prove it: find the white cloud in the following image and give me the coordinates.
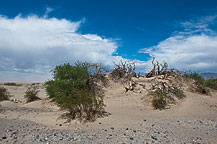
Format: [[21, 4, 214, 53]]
[[0, 14, 135, 82], [140, 15, 217, 73]]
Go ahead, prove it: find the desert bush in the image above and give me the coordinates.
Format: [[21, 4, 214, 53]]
[[0, 87, 10, 101], [149, 80, 185, 109], [204, 78, 217, 90], [4, 82, 22, 86], [45, 62, 105, 121], [61, 88, 104, 120], [24, 86, 40, 103], [188, 72, 205, 85], [152, 88, 167, 110], [188, 72, 217, 94]]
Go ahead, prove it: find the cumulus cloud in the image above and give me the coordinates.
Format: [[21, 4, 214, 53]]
[[139, 15, 217, 72], [0, 14, 133, 81]]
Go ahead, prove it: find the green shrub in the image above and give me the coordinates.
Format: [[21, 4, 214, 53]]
[[45, 62, 105, 121], [204, 79, 217, 90], [188, 72, 205, 85], [0, 87, 10, 101], [152, 88, 167, 110], [24, 86, 40, 103], [188, 72, 217, 92], [4, 82, 22, 86]]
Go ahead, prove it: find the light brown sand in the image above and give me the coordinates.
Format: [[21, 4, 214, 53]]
[[0, 77, 217, 143]]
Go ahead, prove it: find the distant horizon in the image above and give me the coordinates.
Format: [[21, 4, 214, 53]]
[[0, 0, 217, 81]]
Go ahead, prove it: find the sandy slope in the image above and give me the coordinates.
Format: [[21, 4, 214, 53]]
[[0, 77, 217, 143]]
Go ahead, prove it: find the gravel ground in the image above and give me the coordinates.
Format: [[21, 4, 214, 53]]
[[1, 117, 217, 144]]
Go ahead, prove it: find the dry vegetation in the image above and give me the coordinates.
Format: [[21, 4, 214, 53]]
[[4, 82, 22, 86], [0, 87, 10, 101], [24, 86, 41, 103]]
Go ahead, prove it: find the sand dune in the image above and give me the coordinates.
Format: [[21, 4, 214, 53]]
[[0, 76, 217, 143]]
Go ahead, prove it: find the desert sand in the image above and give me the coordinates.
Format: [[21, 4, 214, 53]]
[[0, 76, 217, 143]]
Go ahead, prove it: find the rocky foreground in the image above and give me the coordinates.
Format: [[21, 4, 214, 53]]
[[0, 116, 217, 143]]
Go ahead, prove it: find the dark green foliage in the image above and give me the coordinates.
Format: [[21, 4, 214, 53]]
[[188, 72, 217, 93], [61, 88, 104, 120], [152, 88, 167, 110], [4, 82, 22, 86], [24, 86, 40, 103], [45, 62, 105, 121], [188, 72, 205, 85], [52, 62, 90, 89], [0, 87, 10, 101], [204, 79, 217, 90]]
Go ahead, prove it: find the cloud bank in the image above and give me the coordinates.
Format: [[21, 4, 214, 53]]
[[139, 15, 217, 72], [0, 14, 131, 82]]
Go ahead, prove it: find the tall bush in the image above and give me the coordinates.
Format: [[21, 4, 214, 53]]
[[45, 62, 105, 121]]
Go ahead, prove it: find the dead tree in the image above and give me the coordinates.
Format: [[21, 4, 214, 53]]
[[111, 60, 136, 81], [146, 57, 156, 78]]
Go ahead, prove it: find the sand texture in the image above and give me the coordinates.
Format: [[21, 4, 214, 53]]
[[0, 76, 217, 143]]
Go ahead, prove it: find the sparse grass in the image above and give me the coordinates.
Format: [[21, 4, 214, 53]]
[[151, 88, 167, 110], [4, 82, 22, 86], [0, 87, 10, 101], [24, 86, 40, 103]]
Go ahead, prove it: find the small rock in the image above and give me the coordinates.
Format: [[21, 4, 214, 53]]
[[110, 127, 114, 130], [151, 136, 158, 140], [45, 137, 49, 141], [99, 122, 102, 125], [2, 136, 7, 139], [35, 135, 39, 139], [130, 137, 134, 140], [133, 130, 136, 133]]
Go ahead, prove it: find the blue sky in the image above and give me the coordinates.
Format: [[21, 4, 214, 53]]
[[0, 0, 217, 81]]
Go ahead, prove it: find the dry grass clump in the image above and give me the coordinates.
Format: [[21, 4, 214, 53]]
[[151, 88, 167, 110], [24, 86, 40, 103], [0, 87, 10, 101], [149, 80, 185, 110]]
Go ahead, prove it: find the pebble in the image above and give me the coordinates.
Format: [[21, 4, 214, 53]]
[[151, 136, 158, 140], [110, 127, 114, 130], [2, 136, 7, 139]]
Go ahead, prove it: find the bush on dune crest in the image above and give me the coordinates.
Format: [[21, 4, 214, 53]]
[[188, 72, 217, 93], [45, 62, 105, 121]]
